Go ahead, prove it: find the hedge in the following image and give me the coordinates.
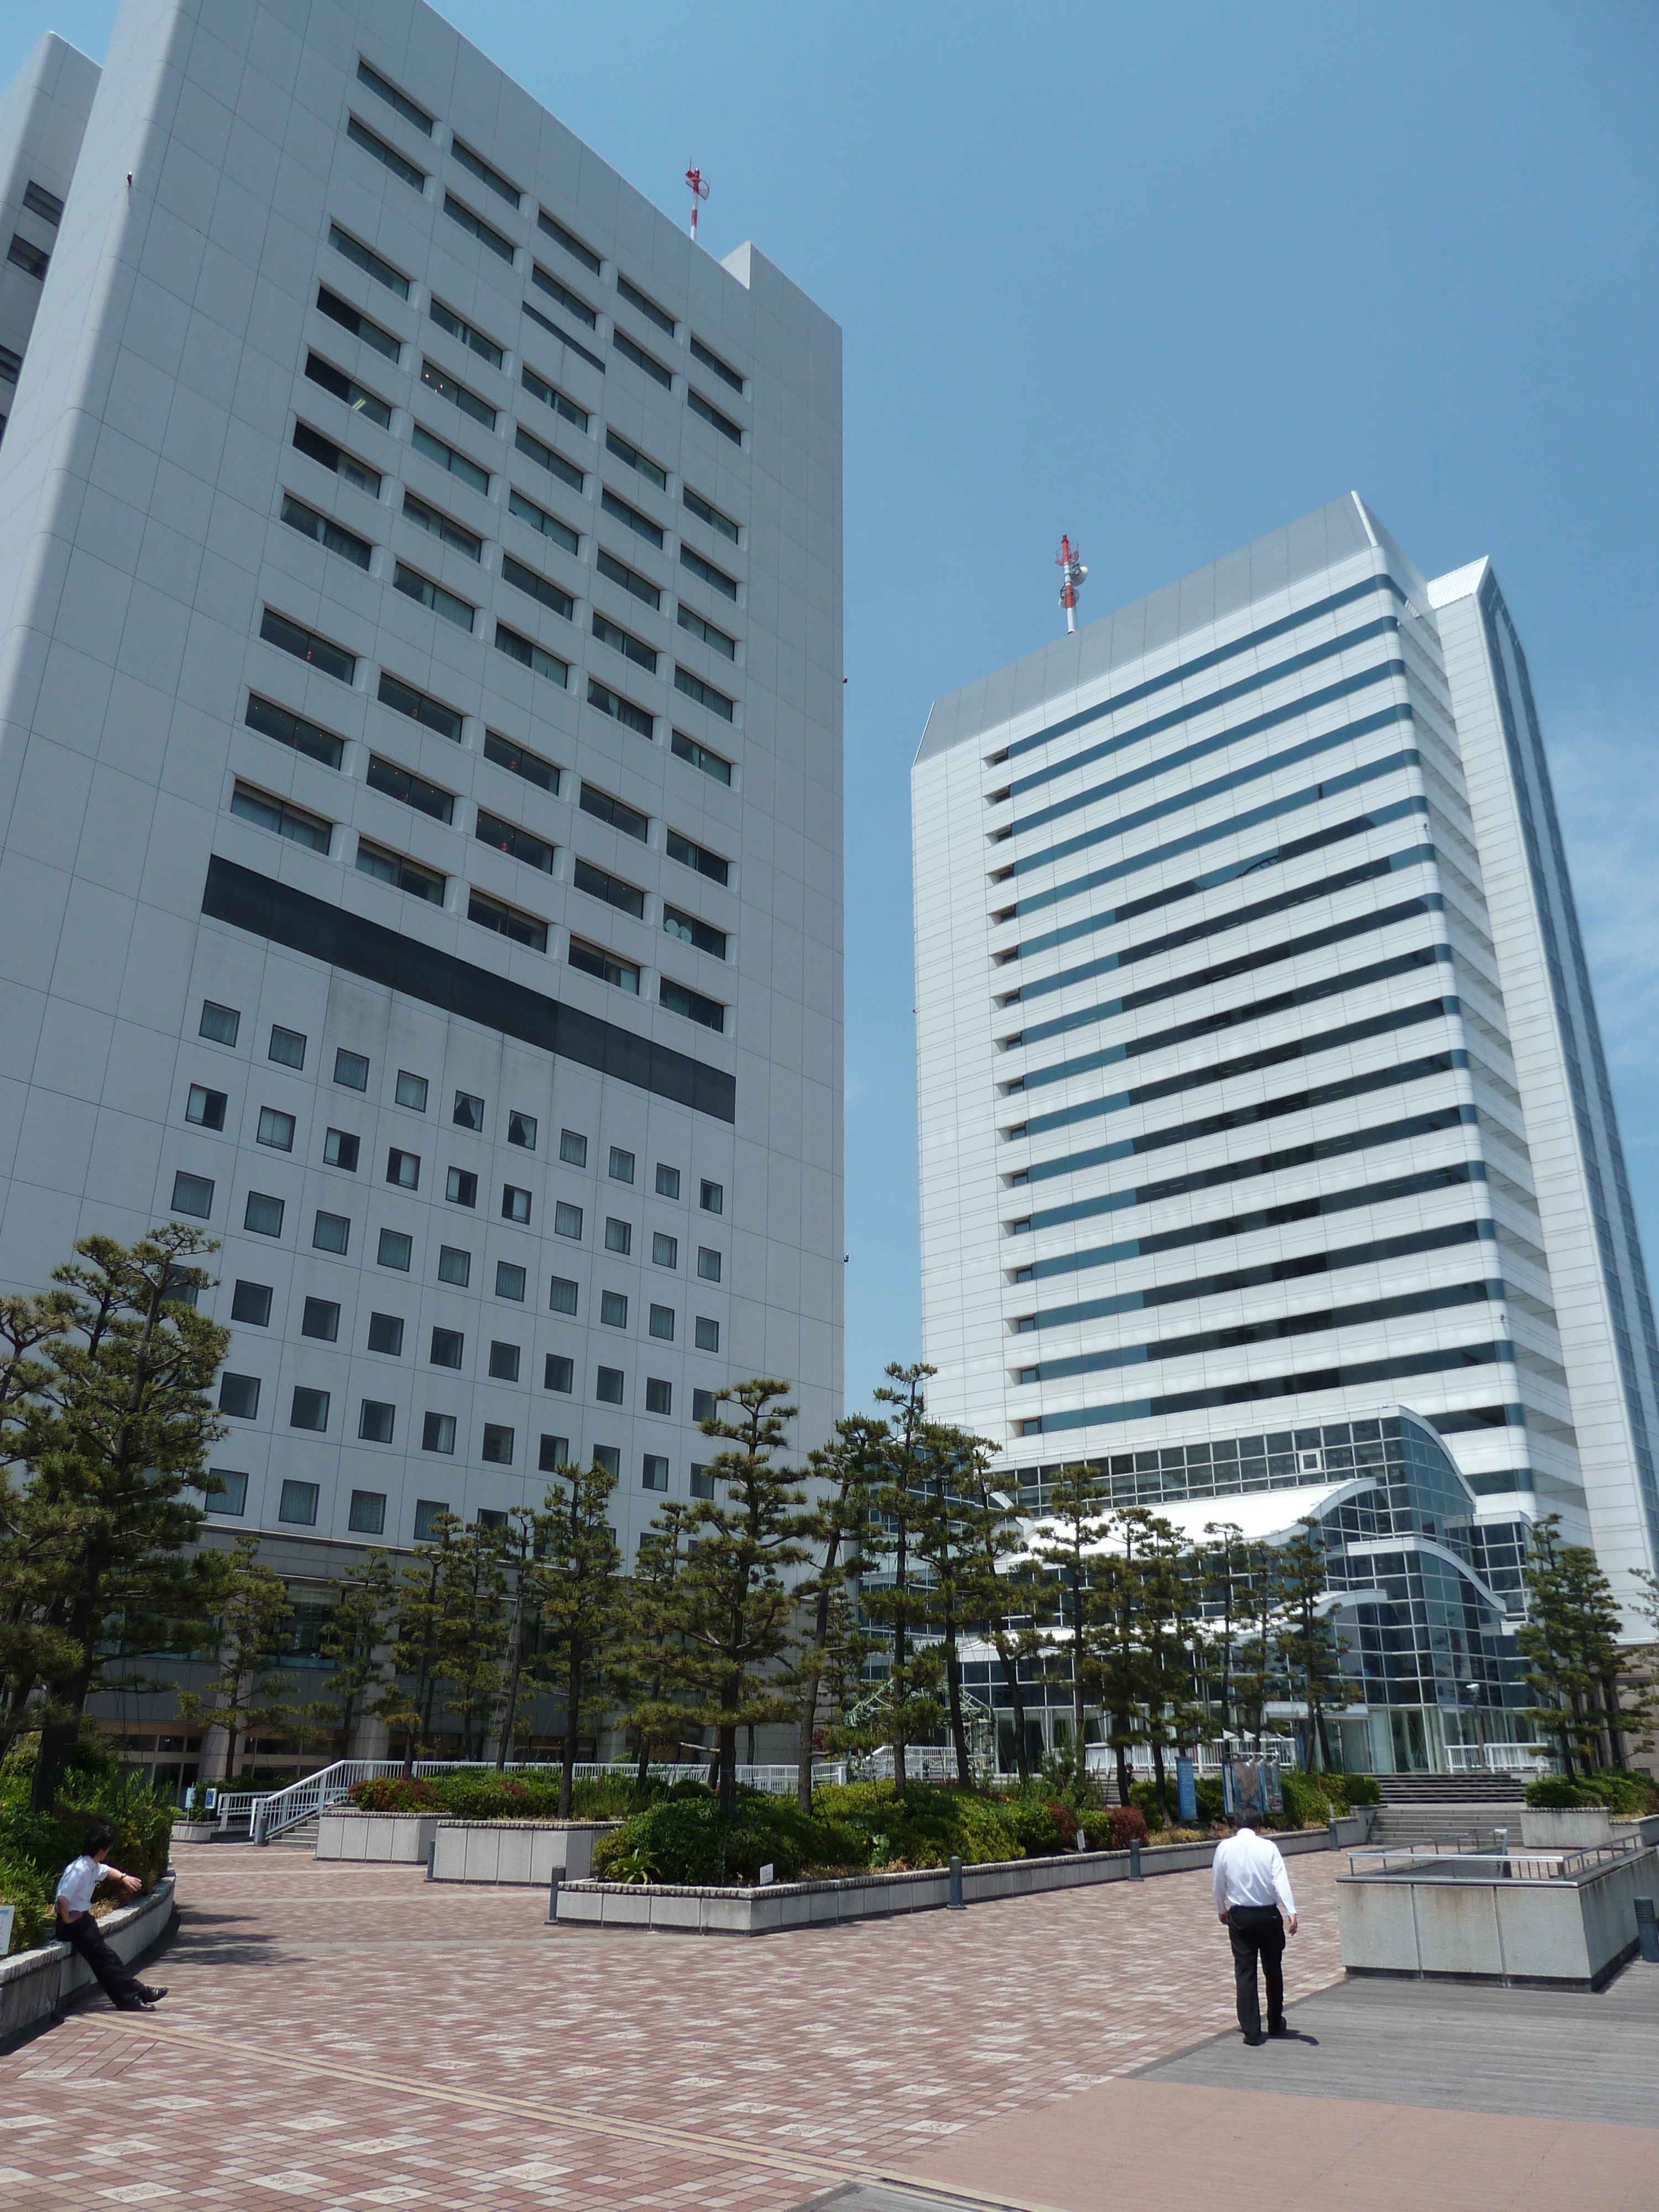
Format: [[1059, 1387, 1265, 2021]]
[[1, 1734, 174, 1956]]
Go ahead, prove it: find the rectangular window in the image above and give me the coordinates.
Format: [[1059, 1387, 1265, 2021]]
[[613, 329, 672, 388], [508, 1110, 538, 1150], [313, 1210, 351, 1254], [569, 938, 640, 994], [377, 1228, 413, 1271], [219, 1373, 260, 1419], [597, 548, 661, 610], [601, 487, 664, 549], [645, 1376, 672, 1416], [695, 1316, 719, 1352], [8, 234, 49, 280], [171, 1171, 213, 1218], [356, 58, 434, 134], [689, 335, 743, 393], [244, 1191, 284, 1238], [697, 1246, 723, 1282], [661, 979, 726, 1034], [231, 1280, 272, 1326], [23, 179, 64, 224], [420, 354, 497, 429], [494, 622, 570, 686], [357, 837, 446, 906], [367, 1311, 404, 1355], [656, 1164, 681, 1201], [616, 273, 675, 336], [514, 424, 584, 493], [605, 426, 667, 489], [554, 1201, 583, 1240], [358, 1400, 395, 1443], [671, 729, 733, 785], [651, 1232, 679, 1269], [401, 489, 482, 560], [642, 1453, 669, 1492], [573, 857, 645, 919], [690, 1464, 714, 1500], [289, 1389, 329, 1433], [683, 484, 739, 543], [411, 422, 489, 495], [315, 284, 401, 362], [259, 1108, 296, 1152], [349, 1487, 388, 1533], [186, 1084, 226, 1130], [281, 493, 374, 569], [604, 1217, 632, 1255], [453, 1091, 484, 1130], [495, 1261, 526, 1301], [578, 783, 649, 841], [549, 1274, 578, 1313], [536, 1433, 569, 1473], [379, 674, 463, 747], [451, 139, 521, 208], [596, 1364, 624, 1402], [347, 112, 427, 190], [592, 612, 658, 676], [606, 1147, 634, 1185], [677, 604, 737, 661], [700, 1179, 723, 1214], [481, 1422, 514, 1464], [559, 1130, 588, 1167], [323, 1128, 359, 1170], [649, 1303, 675, 1340], [396, 1070, 429, 1112], [302, 1296, 341, 1342], [335, 1048, 369, 1091], [260, 607, 357, 684], [207, 1468, 250, 1516], [393, 561, 475, 631], [305, 349, 394, 432], [232, 781, 332, 854], [674, 669, 734, 723], [367, 753, 455, 824], [430, 1326, 464, 1369], [293, 418, 384, 494], [502, 1185, 531, 1224], [467, 888, 549, 952], [663, 906, 728, 959], [199, 1000, 241, 1046], [484, 729, 560, 794], [539, 208, 602, 274], [500, 552, 574, 620], [328, 222, 410, 299], [586, 677, 655, 737], [688, 388, 743, 445], [386, 1147, 420, 1190], [246, 692, 346, 770], [430, 297, 504, 368], [600, 1293, 629, 1334], [445, 1166, 477, 1207], [421, 1416, 456, 1457], [520, 362, 589, 432], [544, 1354, 573, 1394], [508, 487, 580, 556], [443, 191, 515, 263], [531, 261, 598, 327], [437, 1245, 471, 1286], [680, 544, 739, 601], [279, 1477, 320, 1523], [488, 1340, 521, 1381]]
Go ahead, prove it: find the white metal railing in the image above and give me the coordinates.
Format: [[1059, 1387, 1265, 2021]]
[[1446, 1742, 1551, 1775]]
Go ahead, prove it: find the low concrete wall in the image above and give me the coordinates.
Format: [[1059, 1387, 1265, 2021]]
[[315, 1810, 442, 1863], [1, 1875, 176, 2047], [430, 1820, 619, 1885], [1519, 1806, 1613, 1849]]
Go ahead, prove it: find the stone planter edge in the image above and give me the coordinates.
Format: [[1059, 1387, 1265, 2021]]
[[1, 1874, 176, 2049]]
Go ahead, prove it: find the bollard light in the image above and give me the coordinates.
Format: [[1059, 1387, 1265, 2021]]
[[547, 1874, 561, 1926], [1129, 1839, 1142, 1881], [947, 1853, 964, 1911], [1636, 1895, 1659, 1965]]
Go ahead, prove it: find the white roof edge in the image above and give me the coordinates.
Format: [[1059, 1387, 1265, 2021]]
[[1426, 556, 1490, 610]]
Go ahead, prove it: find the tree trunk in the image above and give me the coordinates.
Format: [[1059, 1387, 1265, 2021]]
[[1113, 1726, 1131, 1812], [1151, 1739, 1169, 1822], [1068, 1573, 1087, 1781], [559, 1640, 582, 1818], [995, 1637, 1031, 1781], [891, 1527, 909, 1800], [717, 1718, 738, 1823], [1600, 1673, 1626, 1770], [945, 1617, 972, 1788]]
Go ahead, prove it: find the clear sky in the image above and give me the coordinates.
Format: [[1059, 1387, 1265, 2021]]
[[6, 2, 1657, 1416]]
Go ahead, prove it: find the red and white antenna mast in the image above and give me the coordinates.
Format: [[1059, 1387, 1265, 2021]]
[[1056, 534, 1088, 634], [685, 164, 709, 244]]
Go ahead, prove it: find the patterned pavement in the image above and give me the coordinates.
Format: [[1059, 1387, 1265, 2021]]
[[0, 1839, 1349, 2210]]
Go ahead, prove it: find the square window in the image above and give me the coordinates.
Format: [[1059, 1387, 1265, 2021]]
[[609, 1146, 635, 1184], [446, 1166, 478, 1207], [697, 1246, 722, 1282], [414, 1495, 450, 1536], [324, 1128, 360, 1170], [387, 1147, 420, 1188], [559, 1129, 587, 1166], [549, 1275, 579, 1314], [642, 1453, 669, 1493], [279, 1478, 320, 1525], [600, 1290, 628, 1328], [349, 1488, 387, 1534], [207, 1468, 250, 1515], [378, 1227, 413, 1271], [649, 1303, 675, 1341], [359, 1400, 395, 1443], [231, 1280, 273, 1326], [690, 1463, 714, 1500], [489, 1340, 521, 1381], [700, 1178, 723, 1214], [439, 1245, 471, 1286], [421, 1415, 456, 1455], [695, 1316, 719, 1352], [652, 1232, 679, 1269], [655, 1164, 681, 1199], [482, 1422, 514, 1464], [495, 1261, 526, 1302], [269, 1025, 306, 1069], [645, 1376, 671, 1415], [692, 1387, 718, 1421], [186, 1084, 226, 1129], [258, 1106, 295, 1151], [219, 1372, 260, 1418], [172, 1171, 214, 1218], [453, 1089, 485, 1129], [502, 1184, 531, 1223], [244, 1191, 284, 1237], [477, 1507, 508, 1531], [544, 1353, 573, 1392], [290, 1386, 330, 1431], [200, 1000, 240, 1046], [592, 1444, 620, 1477], [431, 1327, 464, 1368], [538, 1433, 570, 1471], [604, 1218, 632, 1255], [508, 1110, 538, 1149], [596, 1365, 624, 1404], [313, 1210, 350, 1254], [335, 1047, 369, 1090], [367, 1311, 405, 1354], [554, 1201, 583, 1240], [301, 1296, 340, 1342], [396, 1070, 429, 1110]]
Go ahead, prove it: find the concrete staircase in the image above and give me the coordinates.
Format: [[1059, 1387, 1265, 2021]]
[[268, 1812, 322, 1851], [1375, 1773, 1531, 1803]]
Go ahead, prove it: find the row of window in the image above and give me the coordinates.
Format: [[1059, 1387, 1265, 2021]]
[[224, 1280, 718, 1366]]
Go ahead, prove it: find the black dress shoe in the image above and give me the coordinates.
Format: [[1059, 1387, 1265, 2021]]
[[1243, 2031, 1265, 2046], [136, 1985, 168, 2004], [1267, 2022, 1291, 2037]]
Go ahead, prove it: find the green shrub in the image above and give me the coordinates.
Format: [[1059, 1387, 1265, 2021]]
[[591, 1789, 869, 1886], [995, 1788, 1078, 1857], [0, 1853, 51, 1954], [813, 1781, 1022, 1869], [1126, 1780, 1167, 1832], [1103, 1805, 1149, 1849], [1524, 1776, 1592, 1808], [1527, 1770, 1657, 1815], [1278, 1770, 1366, 1827], [1194, 1775, 1224, 1825], [350, 1776, 438, 1812], [1340, 1772, 1382, 1805]]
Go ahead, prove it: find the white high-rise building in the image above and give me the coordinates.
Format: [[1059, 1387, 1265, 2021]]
[[0, 4, 843, 1592], [913, 493, 1659, 1650]]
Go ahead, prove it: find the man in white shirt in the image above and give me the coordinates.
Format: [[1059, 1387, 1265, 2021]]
[[54, 1824, 166, 2011], [1211, 1818, 1297, 2044]]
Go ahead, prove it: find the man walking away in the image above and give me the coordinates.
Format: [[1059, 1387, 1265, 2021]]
[[1211, 1816, 1297, 2044], [54, 1825, 167, 2012]]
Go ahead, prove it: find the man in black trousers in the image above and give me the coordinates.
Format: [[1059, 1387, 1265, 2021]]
[[53, 1824, 167, 2012], [1211, 1815, 1297, 2044]]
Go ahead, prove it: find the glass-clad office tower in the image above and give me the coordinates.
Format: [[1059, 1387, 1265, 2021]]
[[914, 494, 1657, 1767]]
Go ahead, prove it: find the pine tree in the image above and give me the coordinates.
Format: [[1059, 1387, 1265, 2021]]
[[383, 1513, 461, 1774], [858, 1364, 946, 1798], [1088, 1507, 1157, 1810], [1517, 1517, 1623, 1778], [492, 1511, 544, 1769], [965, 1464, 1042, 1782], [792, 1420, 876, 1812], [535, 1457, 625, 1817], [911, 1423, 1003, 1787], [177, 1532, 305, 1781], [1274, 1520, 1350, 1773], [623, 1502, 692, 1785], [1138, 1515, 1207, 1820], [312, 1551, 395, 1757], [437, 1521, 508, 1760], [1026, 1460, 1112, 1782]]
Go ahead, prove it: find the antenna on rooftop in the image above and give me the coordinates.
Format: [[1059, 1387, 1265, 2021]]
[[1056, 534, 1088, 634], [685, 164, 709, 244]]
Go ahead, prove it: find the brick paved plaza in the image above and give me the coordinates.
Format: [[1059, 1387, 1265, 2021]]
[[1, 1842, 1654, 2211]]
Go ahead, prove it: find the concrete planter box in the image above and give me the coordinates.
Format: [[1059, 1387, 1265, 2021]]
[[431, 1820, 619, 1885], [1520, 1806, 1613, 1849], [1337, 1843, 1657, 1989], [1, 1875, 176, 2048], [170, 1822, 217, 1845], [315, 1810, 441, 1863]]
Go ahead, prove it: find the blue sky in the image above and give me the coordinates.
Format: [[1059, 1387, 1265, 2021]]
[[6, 3, 1658, 1413]]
